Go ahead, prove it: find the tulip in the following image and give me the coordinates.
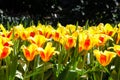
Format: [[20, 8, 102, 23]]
[[38, 42, 57, 62], [94, 50, 116, 66], [0, 45, 12, 59], [28, 35, 46, 47], [21, 44, 38, 61], [112, 45, 120, 57]]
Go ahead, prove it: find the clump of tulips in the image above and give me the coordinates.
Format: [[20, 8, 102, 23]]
[[0, 22, 120, 80]]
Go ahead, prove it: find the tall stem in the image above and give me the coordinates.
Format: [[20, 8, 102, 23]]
[[100, 71, 103, 80]]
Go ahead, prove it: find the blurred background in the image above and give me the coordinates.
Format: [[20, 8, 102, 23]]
[[0, 0, 120, 27]]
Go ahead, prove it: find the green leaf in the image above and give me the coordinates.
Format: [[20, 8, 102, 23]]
[[24, 63, 53, 79], [65, 70, 77, 80]]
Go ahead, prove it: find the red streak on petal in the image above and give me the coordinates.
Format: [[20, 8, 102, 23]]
[[100, 54, 106, 64], [1, 47, 9, 58], [7, 31, 12, 38], [68, 37, 73, 45], [108, 31, 113, 36], [49, 34, 52, 38], [30, 32, 35, 37], [117, 50, 120, 57], [45, 32, 48, 38], [25, 49, 30, 58], [84, 38, 90, 50], [4, 42, 9, 46], [39, 30, 43, 35], [55, 32, 59, 39], [40, 51, 45, 60], [99, 36, 104, 43]]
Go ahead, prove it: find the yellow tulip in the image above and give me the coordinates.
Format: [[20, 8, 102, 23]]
[[0, 24, 13, 39], [52, 31, 61, 42], [79, 32, 95, 51], [60, 35, 76, 50], [0, 46, 12, 59], [94, 50, 116, 66], [94, 34, 113, 47], [21, 44, 38, 61], [0, 38, 13, 59], [13, 24, 25, 39], [66, 24, 76, 33], [104, 23, 117, 36], [28, 35, 46, 47], [38, 42, 56, 62], [113, 45, 120, 57]]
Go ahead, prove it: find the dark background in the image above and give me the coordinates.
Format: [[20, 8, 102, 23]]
[[0, 0, 120, 27]]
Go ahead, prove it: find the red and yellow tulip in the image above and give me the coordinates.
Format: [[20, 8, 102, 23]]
[[0, 37, 13, 59], [21, 44, 38, 61], [38, 42, 57, 62], [94, 50, 116, 66], [112, 44, 120, 57], [28, 34, 46, 47]]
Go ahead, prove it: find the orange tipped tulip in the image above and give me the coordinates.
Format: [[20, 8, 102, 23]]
[[94, 50, 116, 66]]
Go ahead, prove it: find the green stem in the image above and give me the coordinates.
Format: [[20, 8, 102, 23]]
[[32, 56, 39, 80], [93, 72, 97, 80], [82, 53, 87, 68], [5, 58, 9, 80], [42, 63, 46, 80], [100, 71, 103, 80]]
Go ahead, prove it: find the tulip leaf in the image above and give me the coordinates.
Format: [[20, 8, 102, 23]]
[[24, 63, 53, 79]]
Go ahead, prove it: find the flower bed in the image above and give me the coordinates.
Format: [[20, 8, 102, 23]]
[[0, 22, 120, 80]]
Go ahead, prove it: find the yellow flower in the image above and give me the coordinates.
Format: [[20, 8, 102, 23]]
[[52, 31, 61, 42], [26, 26, 37, 37], [44, 25, 54, 39], [116, 25, 120, 44], [0, 38, 13, 59], [94, 50, 116, 66], [66, 24, 76, 33], [60, 35, 76, 50], [0, 46, 12, 59], [112, 45, 120, 57], [0, 24, 13, 39], [94, 34, 113, 47], [79, 32, 95, 51], [13, 24, 25, 39], [57, 23, 69, 35], [28, 35, 46, 47], [0, 36, 13, 47], [21, 44, 38, 61], [38, 42, 57, 62], [104, 23, 117, 36]]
